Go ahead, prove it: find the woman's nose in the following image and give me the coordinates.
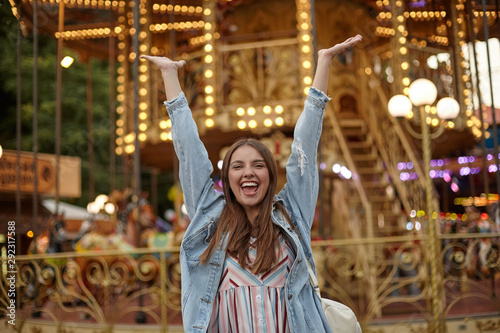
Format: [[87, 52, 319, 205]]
[[242, 166, 254, 177]]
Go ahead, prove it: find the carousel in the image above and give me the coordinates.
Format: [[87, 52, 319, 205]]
[[2, 0, 500, 332]]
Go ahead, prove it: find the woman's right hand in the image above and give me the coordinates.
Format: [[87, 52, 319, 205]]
[[140, 55, 186, 72], [140, 56, 186, 101]]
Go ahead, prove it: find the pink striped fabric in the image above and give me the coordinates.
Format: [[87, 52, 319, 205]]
[[207, 232, 295, 333]]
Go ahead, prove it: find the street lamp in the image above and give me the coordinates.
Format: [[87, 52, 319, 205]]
[[388, 78, 459, 333]]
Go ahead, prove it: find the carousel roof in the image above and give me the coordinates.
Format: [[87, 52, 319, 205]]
[[9, 0, 499, 172]]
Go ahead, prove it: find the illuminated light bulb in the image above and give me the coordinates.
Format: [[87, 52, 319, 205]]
[[159, 120, 168, 129], [116, 137, 123, 145], [275, 105, 284, 114], [205, 118, 214, 127], [205, 107, 215, 116], [116, 128, 124, 136], [205, 55, 213, 63], [115, 147, 123, 155], [205, 22, 212, 30], [205, 70, 213, 78], [61, 56, 74, 68], [204, 44, 213, 52], [204, 8, 211, 15], [400, 47, 407, 55], [302, 61, 311, 69], [301, 23, 309, 30], [365, 68, 372, 75], [263, 105, 272, 114], [205, 33, 212, 41], [139, 123, 147, 131], [160, 132, 169, 141], [304, 87, 310, 95], [247, 107, 256, 116], [125, 145, 135, 154], [431, 118, 439, 126], [139, 133, 147, 141], [302, 34, 311, 42], [264, 119, 273, 127], [304, 76, 312, 85], [236, 107, 245, 116], [205, 96, 214, 104], [248, 120, 257, 128], [139, 112, 148, 120], [237, 120, 246, 129], [205, 85, 214, 94]]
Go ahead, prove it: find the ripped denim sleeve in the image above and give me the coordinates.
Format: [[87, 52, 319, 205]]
[[296, 139, 307, 176]]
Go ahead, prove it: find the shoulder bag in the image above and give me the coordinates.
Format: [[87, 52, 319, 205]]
[[305, 258, 362, 332]]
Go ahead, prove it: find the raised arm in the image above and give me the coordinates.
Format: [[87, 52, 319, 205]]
[[277, 34, 363, 232], [141, 56, 186, 101], [140, 55, 222, 220], [312, 34, 363, 94]]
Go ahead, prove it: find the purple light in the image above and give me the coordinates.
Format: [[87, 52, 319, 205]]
[[320, 163, 326, 170], [398, 162, 406, 170], [430, 170, 437, 178], [410, 172, 418, 180], [400, 172, 410, 181], [458, 156, 464, 164], [469, 156, 475, 163], [437, 159, 444, 167], [451, 183, 459, 193], [489, 165, 498, 173], [406, 162, 414, 169], [460, 167, 470, 176], [430, 160, 437, 167], [439, 170, 445, 178], [488, 154, 493, 161]]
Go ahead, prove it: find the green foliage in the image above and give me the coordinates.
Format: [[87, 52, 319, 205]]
[[0, 3, 174, 215], [0, 2, 115, 207]]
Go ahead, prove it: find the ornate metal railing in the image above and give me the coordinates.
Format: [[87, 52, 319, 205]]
[[2, 233, 499, 332]]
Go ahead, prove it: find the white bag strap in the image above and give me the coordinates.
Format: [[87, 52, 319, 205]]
[[305, 257, 322, 299]]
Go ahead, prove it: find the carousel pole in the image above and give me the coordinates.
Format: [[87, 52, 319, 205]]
[[132, 0, 145, 324], [480, 0, 500, 198], [32, 0, 40, 254], [466, 0, 490, 205], [87, 61, 95, 202], [55, 0, 64, 215], [15, 1, 22, 253], [109, 34, 116, 193]]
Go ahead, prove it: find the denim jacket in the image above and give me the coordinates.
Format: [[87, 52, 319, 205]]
[[164, 87, 332, 333]]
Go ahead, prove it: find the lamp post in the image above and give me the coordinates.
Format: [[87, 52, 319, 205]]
[[388, 79, 459, 333]]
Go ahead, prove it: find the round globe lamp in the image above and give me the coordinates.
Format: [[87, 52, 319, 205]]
[[408, 78, 437, 106], [436, 97, 460, 120], [388, 94, 413, 118]]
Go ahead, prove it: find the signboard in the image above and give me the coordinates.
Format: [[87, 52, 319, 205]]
[[0, 150, 81, 198]]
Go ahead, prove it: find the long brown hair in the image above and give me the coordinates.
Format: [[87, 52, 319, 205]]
[[199, 138, 288, 274]]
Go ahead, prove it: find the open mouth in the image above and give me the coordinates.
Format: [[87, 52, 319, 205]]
[[241, 182, 259, 196]]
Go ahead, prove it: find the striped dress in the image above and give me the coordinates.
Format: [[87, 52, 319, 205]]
[[207, 232, 296, 333]]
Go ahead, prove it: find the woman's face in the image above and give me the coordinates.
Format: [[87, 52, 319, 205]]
[[228, 145, 270, 219]]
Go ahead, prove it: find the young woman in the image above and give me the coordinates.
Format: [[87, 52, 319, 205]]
[[142, 34, 362, 333]]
